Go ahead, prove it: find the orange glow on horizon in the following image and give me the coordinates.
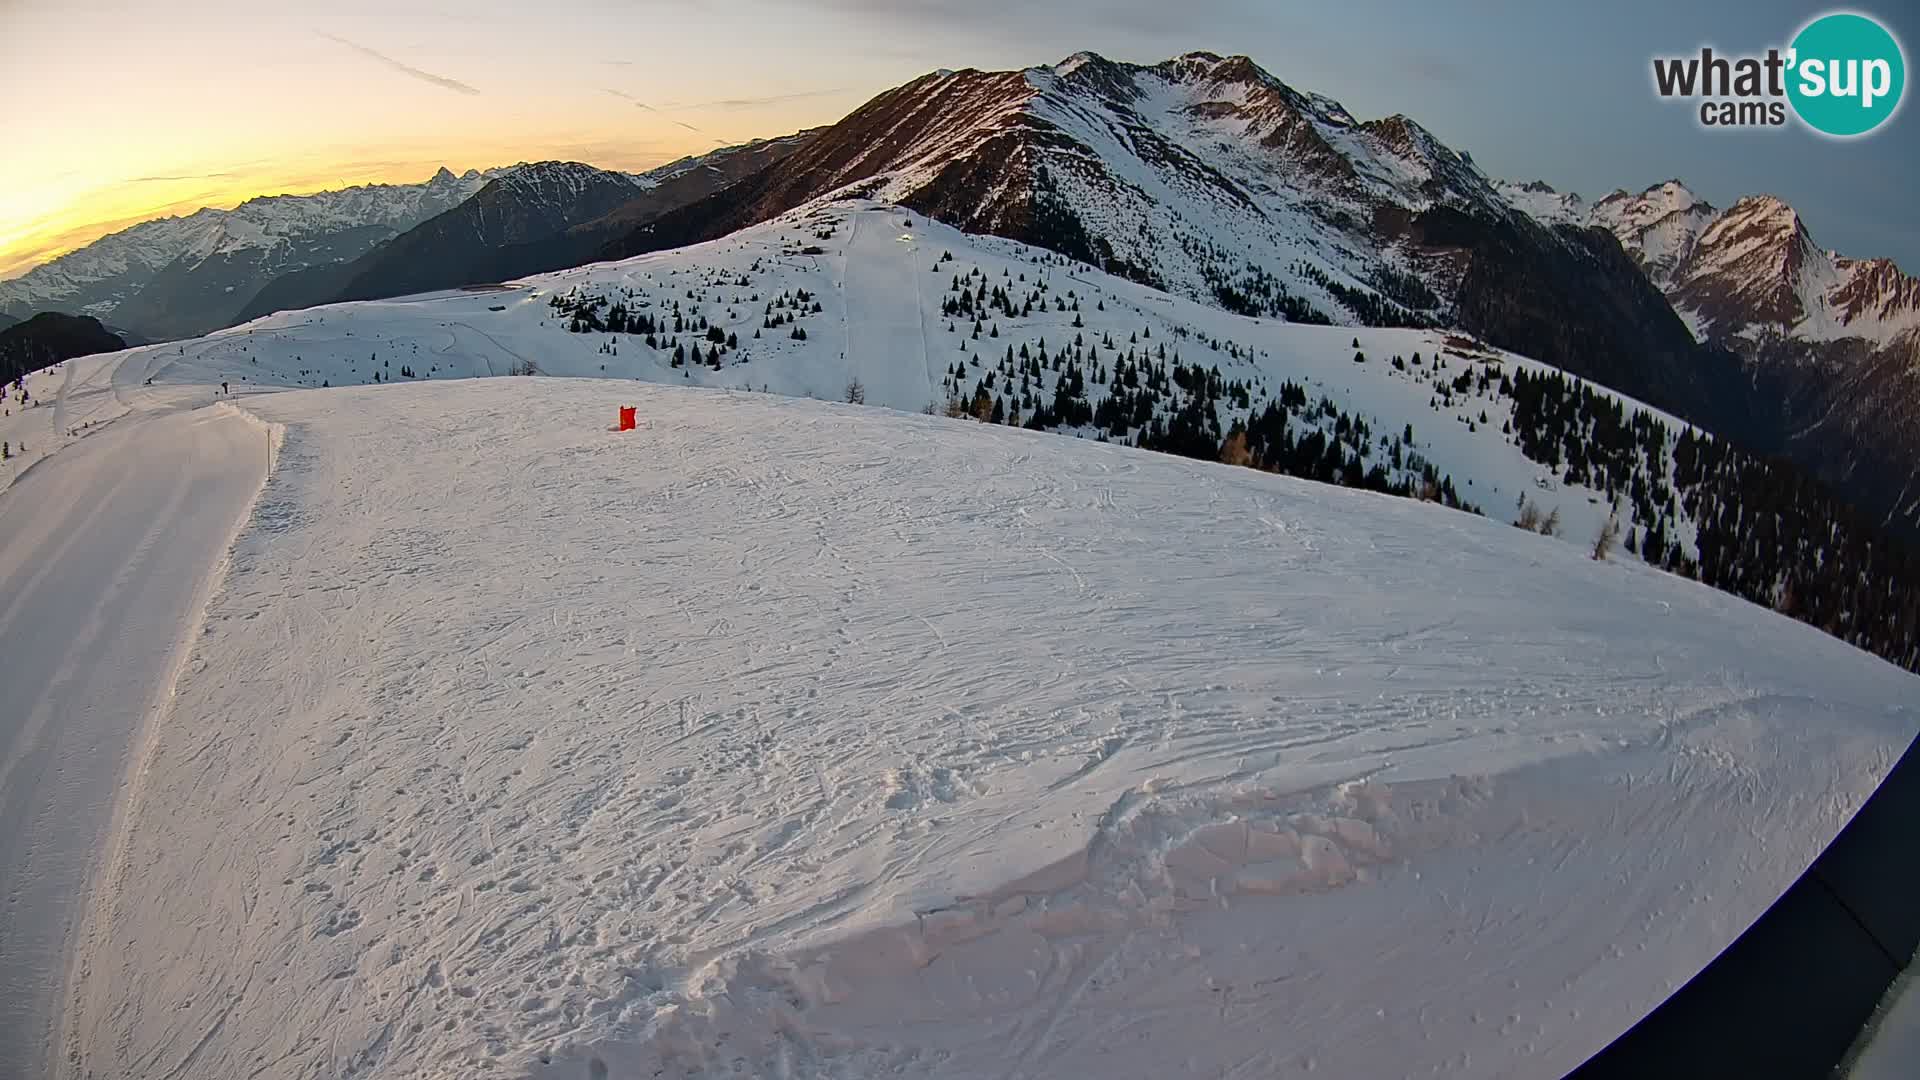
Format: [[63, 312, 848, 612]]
[[0, 141, 711, 282], [0, 0, 899, 288]]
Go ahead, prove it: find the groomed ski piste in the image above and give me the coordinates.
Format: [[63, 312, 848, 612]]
[[1, 200, 1915, 1079]]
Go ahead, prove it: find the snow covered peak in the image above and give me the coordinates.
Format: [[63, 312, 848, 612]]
[[1593, 178, 1706, 218], [1360, 114, 1456, 168], [1589, 180, 1713, 238], [1568, 179, 1719, 290], [625, 49, 1573, 340], [1529, 182, 1906, 353], [1712, 193, 1799, 236], [488, 161, 650, 201], [1050, 50, 1106, 77], [1163, 51, 1261, 82], [1494, 179, 1589, 227]]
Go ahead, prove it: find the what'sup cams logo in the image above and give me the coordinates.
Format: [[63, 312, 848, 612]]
[[1652, 10, 1906, 137]]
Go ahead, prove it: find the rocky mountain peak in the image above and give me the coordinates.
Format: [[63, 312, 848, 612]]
[[1829, 256, 1920, 334]]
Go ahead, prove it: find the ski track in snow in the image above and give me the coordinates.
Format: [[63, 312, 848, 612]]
[[838, 211, 936, 409], [44, 374, 1916, 1080], [0, 377, 268, 1080]]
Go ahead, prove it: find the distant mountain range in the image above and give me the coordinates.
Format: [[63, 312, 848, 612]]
[[0, 168, 501, 339], [6, 50, 1916, 539], [0, 139, 810, 343], [233, 135, 812, 324]]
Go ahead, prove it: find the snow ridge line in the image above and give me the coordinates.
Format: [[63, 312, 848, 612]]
[[53, 406, 280, 1080], [216, 399, 286, 479]]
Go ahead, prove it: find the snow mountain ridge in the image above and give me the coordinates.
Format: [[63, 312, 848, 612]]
[[0, 168, 500, 318], [618, 50, 1527, 331], [229, 134, 821, 329], [0, 162, 656, 341], [1502, 175, 1920, 536], [1503, 177, 1920, 349]]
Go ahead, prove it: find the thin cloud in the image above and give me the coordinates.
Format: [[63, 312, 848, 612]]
[[1401, 52, 1469, 86], [318, 31, 480, 96], [129, 172, 235, 182], [603, 88, 710, 135], [801, 0, 1203, 36], [670, 88, 850, 110]]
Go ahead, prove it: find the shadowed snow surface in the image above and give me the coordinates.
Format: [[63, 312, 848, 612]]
[[51, 376, 1918, 1080]]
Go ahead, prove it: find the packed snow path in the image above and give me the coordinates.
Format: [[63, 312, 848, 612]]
[[0, 393, 266, 1080], [835, 210, 937, 408], [54, 377, 1916, 1080]]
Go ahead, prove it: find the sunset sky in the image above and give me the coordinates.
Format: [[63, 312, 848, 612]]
[[3, 0, 1913, 280]]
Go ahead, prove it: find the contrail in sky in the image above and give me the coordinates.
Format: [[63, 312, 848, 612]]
[[603, 88, 727, 143], [319, 32, 481, 96]]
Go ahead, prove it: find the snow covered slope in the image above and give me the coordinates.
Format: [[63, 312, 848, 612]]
[[57, 372, 1919, 1080], [114, 200, 1708, 571], [599, 53, 1744, 500]]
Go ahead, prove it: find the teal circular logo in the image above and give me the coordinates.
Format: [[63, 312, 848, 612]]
[[1787, 12, 1906, 137]]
